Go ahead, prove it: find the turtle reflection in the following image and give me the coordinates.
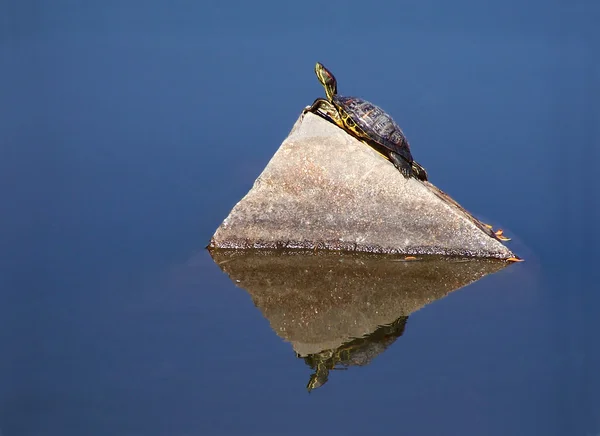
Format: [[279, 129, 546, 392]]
[[302, 317, 408, 392]]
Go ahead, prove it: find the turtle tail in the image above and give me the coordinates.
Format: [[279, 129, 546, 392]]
[[412, 161, 428, 181]]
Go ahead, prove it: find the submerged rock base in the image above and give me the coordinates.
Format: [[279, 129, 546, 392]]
[[209, 112, 515, 259]]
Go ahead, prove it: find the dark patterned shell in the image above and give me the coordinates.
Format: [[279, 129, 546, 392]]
[[334, 95, 414, 164]]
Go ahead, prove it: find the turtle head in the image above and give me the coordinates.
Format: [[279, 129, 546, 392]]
[[315, 62, 337, 101]]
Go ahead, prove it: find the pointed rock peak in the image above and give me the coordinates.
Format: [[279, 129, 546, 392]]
[[210, 112, 516, 260]]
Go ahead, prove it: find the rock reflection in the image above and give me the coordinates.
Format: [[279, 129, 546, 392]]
[[209, 249, 509, 391]]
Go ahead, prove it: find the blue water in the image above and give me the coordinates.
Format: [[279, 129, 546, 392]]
[[1, 1, 598, 435]]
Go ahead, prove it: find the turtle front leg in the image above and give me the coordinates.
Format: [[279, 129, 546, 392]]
[[389, 152, 413, 179], [303, 97, 330, 114], [303, 98, 343, 128]]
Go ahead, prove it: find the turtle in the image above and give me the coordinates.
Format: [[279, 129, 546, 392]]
[[303, 62, 428, 181]]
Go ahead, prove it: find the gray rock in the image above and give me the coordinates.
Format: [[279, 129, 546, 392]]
[[209, 112, 516, 259]]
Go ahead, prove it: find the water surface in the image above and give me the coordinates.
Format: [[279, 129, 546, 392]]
[[1, 1, 599, 435]]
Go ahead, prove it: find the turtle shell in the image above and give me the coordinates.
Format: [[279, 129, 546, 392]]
[[333, 95, 414, 165]]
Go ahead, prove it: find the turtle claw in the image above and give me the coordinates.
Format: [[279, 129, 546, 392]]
[[389, 153, 412, 179], [400, 167, 412, 178]]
